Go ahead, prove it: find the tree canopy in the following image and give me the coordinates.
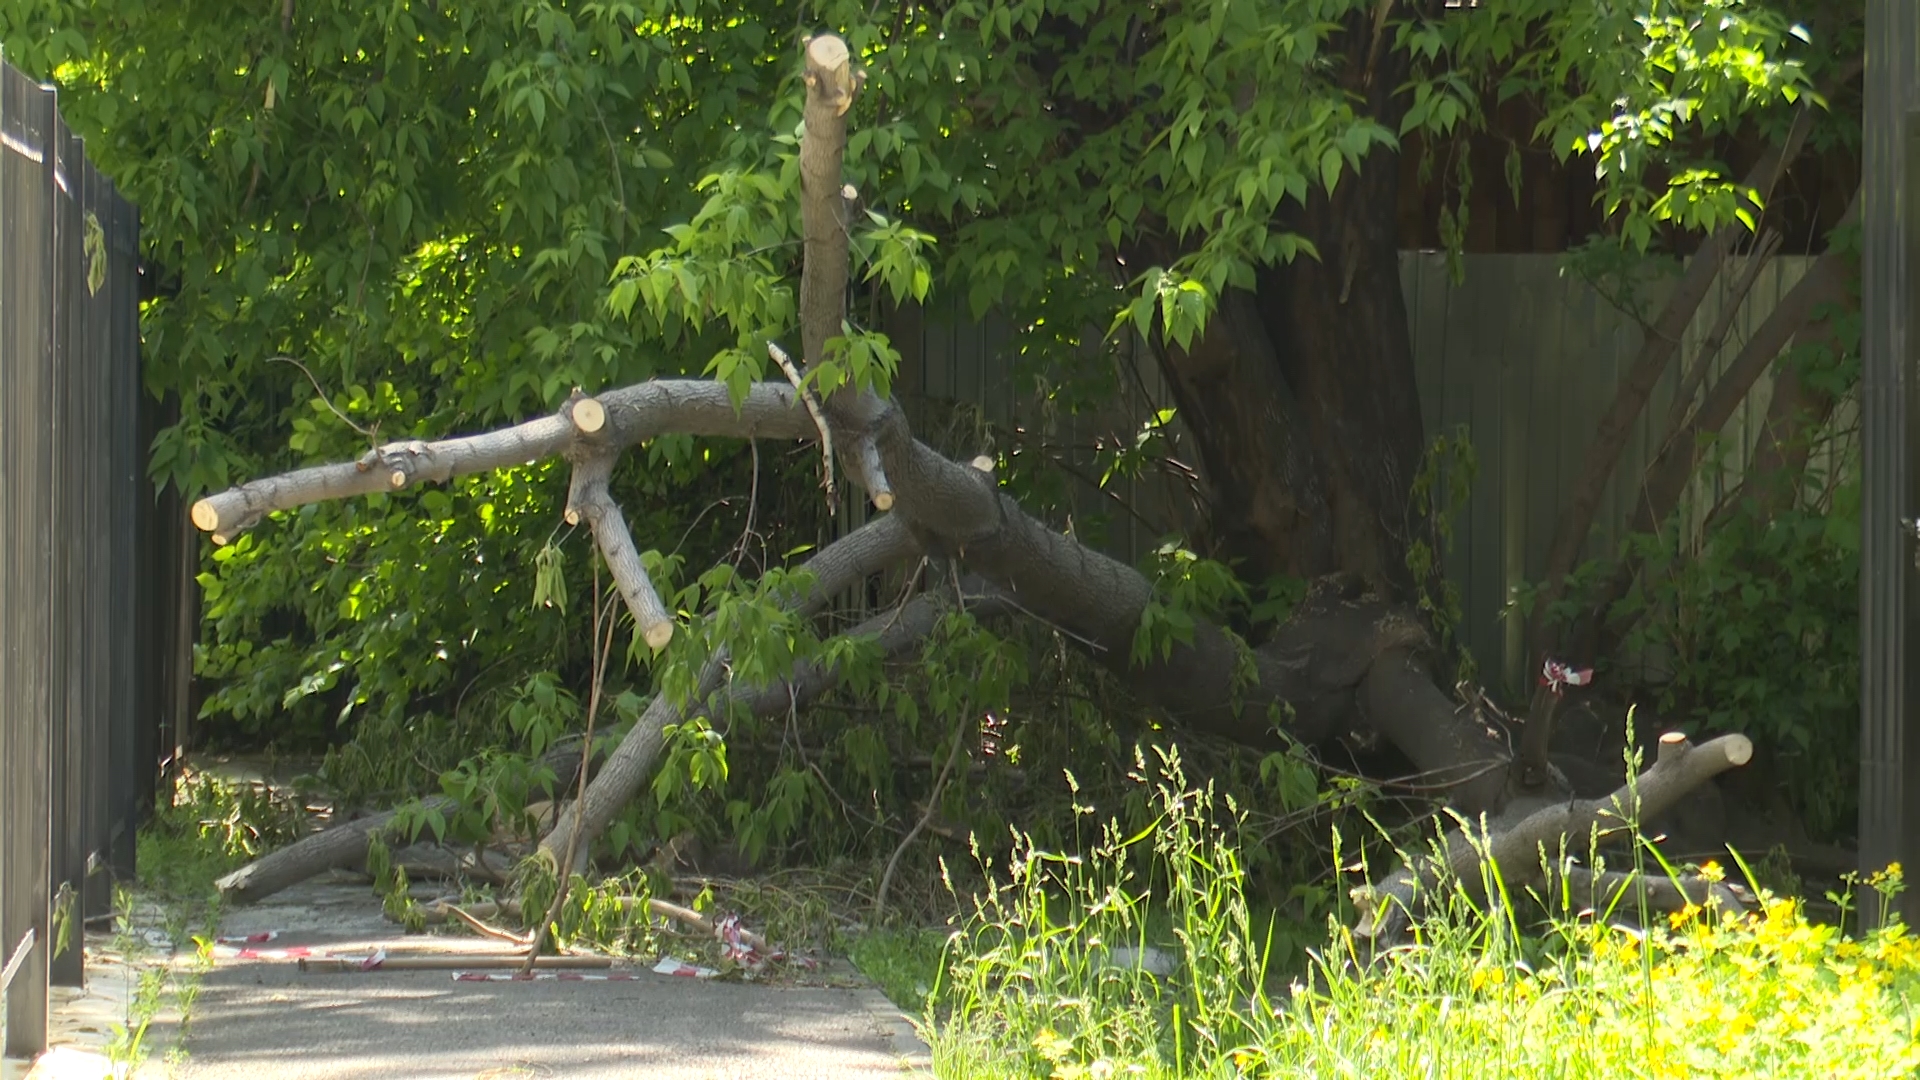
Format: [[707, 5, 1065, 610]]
[[0, 0, 1867, 875]]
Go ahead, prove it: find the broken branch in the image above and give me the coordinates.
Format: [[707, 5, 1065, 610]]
[[191, 380, 813, 543], [1355, 731, 1753, 944], [566, 453, 674, 650], [768, 340, 838, 505]]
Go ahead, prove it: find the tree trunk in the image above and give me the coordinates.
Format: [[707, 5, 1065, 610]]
[[1147, 4, 1424, 600]]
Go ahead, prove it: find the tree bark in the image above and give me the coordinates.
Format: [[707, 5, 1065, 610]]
[[1355, 730, 1754, 944], [1145, 4, 1424, 599], [1148, 289, 1334, 584]]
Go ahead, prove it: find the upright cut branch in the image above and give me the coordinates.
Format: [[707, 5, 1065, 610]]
[[797, 34, 892, 510]]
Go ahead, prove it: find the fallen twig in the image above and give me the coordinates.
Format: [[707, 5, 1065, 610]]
[[299, 953, 611, 973], [874, 717, 968, 924]]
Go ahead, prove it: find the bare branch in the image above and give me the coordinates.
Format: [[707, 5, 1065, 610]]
[[191, 380, 813, 542], [768, 340, 838, 507], [567, 452, 674, 650]]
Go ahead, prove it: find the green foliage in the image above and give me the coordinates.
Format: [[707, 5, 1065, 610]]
[[1131, 541, 1247, 667], [850, 926, 950, 1015], [929, 761, 1920, 1079], [1407, 425, 1478, 684], [1619, 488, 1860, 837], [138, 768, 307, 905], [1, 0, 1856, 917]]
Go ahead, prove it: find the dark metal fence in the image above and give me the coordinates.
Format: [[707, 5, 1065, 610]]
[[1858, 0, 1920, 928], [0, 60, 185, 1060]]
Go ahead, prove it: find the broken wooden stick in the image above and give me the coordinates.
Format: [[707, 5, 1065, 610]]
[[298, 953, 611, 973]]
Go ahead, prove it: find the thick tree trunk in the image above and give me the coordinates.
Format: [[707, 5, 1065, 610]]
[[1147, 5, 1423, 600], [1148, 290, 1334, 585]]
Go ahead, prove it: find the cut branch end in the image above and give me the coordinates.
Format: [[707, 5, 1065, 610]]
[[1721, 734, 1753, 767], [191, 499, 220, 533], [571, 397, 606, 434], [1657, 730, 1688, 763]]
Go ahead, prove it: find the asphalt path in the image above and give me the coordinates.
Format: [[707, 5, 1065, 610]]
[[162, 877, 928, 1080]]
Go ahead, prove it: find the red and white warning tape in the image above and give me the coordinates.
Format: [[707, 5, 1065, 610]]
[[652, 957, 720, 978], [1539, 659, 1593, 696]]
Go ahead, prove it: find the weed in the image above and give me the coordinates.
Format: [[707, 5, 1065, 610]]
[[138, 767, 306, 906], [849, 927, 948, 1013], [928, 749, 1920, 1079]]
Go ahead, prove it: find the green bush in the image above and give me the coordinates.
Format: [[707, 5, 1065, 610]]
[[1619, 488, 1860, 837]]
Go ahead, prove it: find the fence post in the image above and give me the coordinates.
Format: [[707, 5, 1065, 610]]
[[1859, 0, 1920, 928], [0, 63, 59, 1061]]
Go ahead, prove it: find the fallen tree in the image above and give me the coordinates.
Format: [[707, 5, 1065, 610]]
[[196, 34, 1749, 931]]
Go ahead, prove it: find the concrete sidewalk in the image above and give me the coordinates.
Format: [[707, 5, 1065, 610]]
[[25, 876, 929, 1080]]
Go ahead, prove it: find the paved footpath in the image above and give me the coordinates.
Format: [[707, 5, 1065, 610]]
[[21, 875, 929, 1080]]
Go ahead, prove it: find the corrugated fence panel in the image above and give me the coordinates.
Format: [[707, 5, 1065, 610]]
[[890, 251, 1824, 697]]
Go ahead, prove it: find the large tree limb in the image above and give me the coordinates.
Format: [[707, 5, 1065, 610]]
[[216, 530, 939, 904], [1353, 730, 1753, 944], [536, 514, 924, 864], [192, 381, 815, 540], [212, 736, 601, 904]]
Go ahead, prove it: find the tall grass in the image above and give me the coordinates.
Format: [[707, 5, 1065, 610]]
[[925, 748, 1920, 1079]]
